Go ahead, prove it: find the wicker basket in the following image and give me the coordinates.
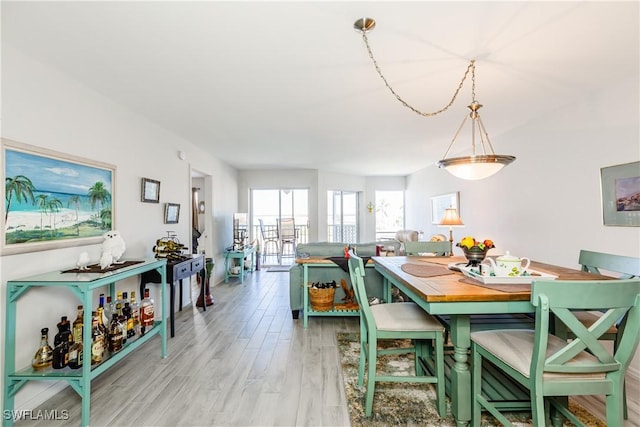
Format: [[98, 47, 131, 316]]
[[308, 286, 335, 311]]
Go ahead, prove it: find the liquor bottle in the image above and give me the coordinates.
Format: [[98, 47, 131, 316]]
[[54, 316, 72, 347], [130, 291, 141, 336], [113, 291, 124, 311], [122, 291, 129, 306], [107, 313, 124, 353], [68, 305, 84, 370], [123, 302, 135, 339], [52, 333, 72, 369], [98, 294, 109, 326], [91, 311, 105, 365], [72, 305, 84, 344], [105, 295, 114, 321], [140, 288, 155, 336], [32, 327, 54, 371], [115, 303, 127, 345], [96, 306, 109, 340]]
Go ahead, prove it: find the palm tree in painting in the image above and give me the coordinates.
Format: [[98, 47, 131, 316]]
[[100, 207, 112, 230], [35, 194, 50, 239], [5, 175, 36, 223], [46, 198, 63, 237], [88, 181, 111, 229], [68, 195, 81, 235]]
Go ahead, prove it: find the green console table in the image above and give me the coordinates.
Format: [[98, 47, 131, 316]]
[[2, 258, 167, 427], [223, 246, 256, 283]]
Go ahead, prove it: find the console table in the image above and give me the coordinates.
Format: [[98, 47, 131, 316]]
[[224, 246, 256, 283], [140, 254, 205, 338], [3, 259, 167, 427]]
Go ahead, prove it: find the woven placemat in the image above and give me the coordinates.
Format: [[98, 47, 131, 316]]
[[401, 263, 455, 278], [62, 260, 144, 274], [458, 277, 530, 293]]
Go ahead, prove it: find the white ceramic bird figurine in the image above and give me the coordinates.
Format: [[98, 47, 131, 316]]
[[76, 251, 91, 270], [100, 231, 126, 269]]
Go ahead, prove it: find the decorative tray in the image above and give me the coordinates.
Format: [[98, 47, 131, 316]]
[[459, 265, 558, 284]]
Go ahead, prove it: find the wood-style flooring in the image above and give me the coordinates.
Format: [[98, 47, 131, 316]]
[[14, 268, 640, 426]]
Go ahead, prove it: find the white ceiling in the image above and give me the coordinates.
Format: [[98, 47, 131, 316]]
[[3, 1, 638, 176]]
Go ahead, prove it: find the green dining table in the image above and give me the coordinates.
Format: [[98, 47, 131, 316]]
[[373, 255, 609, 427]]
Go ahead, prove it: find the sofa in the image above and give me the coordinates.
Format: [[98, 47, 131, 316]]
[[288, 241, 401, 319]]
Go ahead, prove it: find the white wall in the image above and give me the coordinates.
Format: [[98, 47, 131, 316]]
[[405, 75, 640, 375], [1, 46, 239, 410]]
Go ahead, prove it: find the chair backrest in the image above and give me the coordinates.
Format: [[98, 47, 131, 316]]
[[404, 241, 451, 256], [578, 250, 640, 279], [259, 219, 278, 240], [347, 252, 375, 332], [279, 218, 296, 240], [395, 230, 419, 243], [530, 279, 640, 377]]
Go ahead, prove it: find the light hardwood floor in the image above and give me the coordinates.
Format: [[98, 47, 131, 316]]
[[14, 268, 640, 426]]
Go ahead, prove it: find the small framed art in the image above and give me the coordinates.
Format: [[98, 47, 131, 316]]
[[141, 178, 160, 203], [164, 203, 180, 224]]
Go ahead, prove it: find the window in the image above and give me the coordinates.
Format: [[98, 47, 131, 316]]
[[327, 191, 358, 243], [374, 190, 404, 241]]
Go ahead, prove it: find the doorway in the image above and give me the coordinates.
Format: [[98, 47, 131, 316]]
[[251, 188, 309, 266]]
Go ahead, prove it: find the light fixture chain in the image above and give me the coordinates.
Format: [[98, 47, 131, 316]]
[[362, 32, 475, 117]]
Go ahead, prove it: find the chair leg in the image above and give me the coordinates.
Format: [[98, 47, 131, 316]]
[[357, 323, 367, 387], [434, 333, 445, 418], [364, 339, 377, 417]]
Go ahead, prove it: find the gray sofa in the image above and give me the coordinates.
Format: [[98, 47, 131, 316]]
[[288, 241, 401, 319]]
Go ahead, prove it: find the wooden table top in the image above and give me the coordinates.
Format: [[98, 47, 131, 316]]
[[374, 255, 611, 303]]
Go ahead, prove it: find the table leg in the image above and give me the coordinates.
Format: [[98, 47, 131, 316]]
[[450, 314, 471, 427], [303, 265, 309, 328], [224, 254, 230, 283], [240, 257, 245, 283], [178, 278, 183, 311], [169, 281, 175, 338]]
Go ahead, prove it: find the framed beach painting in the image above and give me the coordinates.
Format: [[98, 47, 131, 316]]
[[601, 161, 640, 226], [2, 138, 116, 254]]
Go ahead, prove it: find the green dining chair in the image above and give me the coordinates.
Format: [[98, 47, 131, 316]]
[[403, 241, 452, 256], [471, 278, 640, 426], [555, 250, 640, 418], [347, 252, 446, 418]]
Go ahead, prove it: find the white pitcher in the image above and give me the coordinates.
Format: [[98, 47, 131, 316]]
[[485, 251, 531, 277]]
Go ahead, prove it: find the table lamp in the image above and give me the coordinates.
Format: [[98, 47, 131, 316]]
[[439, 207, 464, 256]]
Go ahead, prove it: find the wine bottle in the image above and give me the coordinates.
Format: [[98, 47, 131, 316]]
[[32, 327, 53, 371]]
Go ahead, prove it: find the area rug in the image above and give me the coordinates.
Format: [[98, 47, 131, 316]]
[[267, 265, 292, 272], [337, 332, 605, 427]]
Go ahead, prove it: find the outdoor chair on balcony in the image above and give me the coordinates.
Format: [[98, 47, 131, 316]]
[[278, 217, 297, 259], [259, 218, 280, 263]]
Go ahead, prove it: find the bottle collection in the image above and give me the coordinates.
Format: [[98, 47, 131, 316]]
[[32, 289, 154, 371]]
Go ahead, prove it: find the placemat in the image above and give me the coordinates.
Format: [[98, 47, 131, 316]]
[[62, 260, 144, 274], [458, 277, 530, 293], [400, 263, 455, 278]]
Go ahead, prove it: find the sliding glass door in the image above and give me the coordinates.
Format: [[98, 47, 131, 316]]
[[251, 189, 309, 265], [327, 190, 358, 243]]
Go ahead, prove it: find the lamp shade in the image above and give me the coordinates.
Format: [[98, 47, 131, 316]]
[[439, 207, 464, 226]]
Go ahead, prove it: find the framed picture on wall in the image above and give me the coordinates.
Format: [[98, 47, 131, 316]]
[[164, 203, 180, 224], [430, 192, 460, 224], [2, 138, 116, 255], [601, 161, 640, 226], [141, 177, 160, 203]]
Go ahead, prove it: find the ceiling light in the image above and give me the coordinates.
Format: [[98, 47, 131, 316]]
[[353, 18, 515, 180]]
